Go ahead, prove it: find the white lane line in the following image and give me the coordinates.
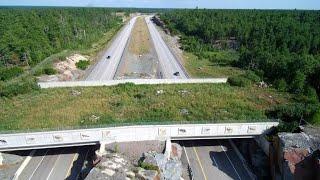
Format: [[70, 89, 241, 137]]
[[13, 150, 36, 180], [219, 140, 241, 180], [46, 151, 63, 180], [206, 146, 220, 170], [192, 143, 208, 180], [228, 139, 256, 180], [182, 142, 192, 168], [65, 149, 79, 179], [28, 149, 49, 180]]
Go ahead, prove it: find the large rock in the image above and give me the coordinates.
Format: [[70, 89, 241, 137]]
[[86, 153, 133, 180], [171, 143, 182, 160], [137, 169, 159, 180], [278, 131, 320, 180], [142, 151, 182, 180]]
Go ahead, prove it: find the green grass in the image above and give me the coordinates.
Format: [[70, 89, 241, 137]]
[[183, 52, 244, 78], [76, 60, 90, 70], [0, 83, 291, 131]]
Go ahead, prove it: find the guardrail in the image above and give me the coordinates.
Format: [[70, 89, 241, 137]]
[[0, 122, 278, 152], [38, 78, 228, 88]]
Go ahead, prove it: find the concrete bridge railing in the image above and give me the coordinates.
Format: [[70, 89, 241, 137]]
[[0, 122, 278, 151]]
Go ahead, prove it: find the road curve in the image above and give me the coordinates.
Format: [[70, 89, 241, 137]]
[[86, 17, 138, 81], [145, 16, 188, 79]]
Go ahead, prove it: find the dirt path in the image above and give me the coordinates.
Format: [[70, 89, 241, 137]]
[[115, 16, 160, 79]]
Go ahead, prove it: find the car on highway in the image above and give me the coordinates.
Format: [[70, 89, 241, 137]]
[[173, 72, 180, 76], [106, 55, 111, 59]]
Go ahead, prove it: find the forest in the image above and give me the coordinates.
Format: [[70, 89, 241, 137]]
[[0, 7, 121, 72], [161, 9, 320, 126]]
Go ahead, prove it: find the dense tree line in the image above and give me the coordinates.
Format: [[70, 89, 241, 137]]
[[0, 8, 121, 68], [161, 9, 320, 124]]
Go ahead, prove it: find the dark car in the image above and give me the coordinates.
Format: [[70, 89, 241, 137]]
[[173, 72, 180, 76], [107, 55, 111, 59]]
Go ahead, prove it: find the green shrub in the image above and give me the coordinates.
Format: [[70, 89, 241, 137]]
[[268, 103, 319, 123], [34, 67, 57, 76], [277, 121, 300, 133], [0, 77, 39, 97], [43, 67, 57, 75], [139, 162, 159, 171], [303, 86, 319, 104], [244, 71, 261, 83], [311, 109, 320, 125], [76, 60, 90, 70], [0, 67, 24, 81], [274, 79, 287, 92], [228, 75, 252, 87]]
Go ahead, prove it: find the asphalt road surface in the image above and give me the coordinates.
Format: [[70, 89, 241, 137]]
[[145, 16, 188, 79], [182, 140, 253, 180], [18, 147, 90, 180], [86, 17, 138, 81]]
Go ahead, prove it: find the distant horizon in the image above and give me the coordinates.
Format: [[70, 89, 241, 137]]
[[0, 5, 319, 11], [0, 0, 319, 10]]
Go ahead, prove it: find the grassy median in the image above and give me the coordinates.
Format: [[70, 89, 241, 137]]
[[0, 83, 291, 131]]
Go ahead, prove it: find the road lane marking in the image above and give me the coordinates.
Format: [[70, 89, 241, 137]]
[[28, 149, 49, 180], [206, 146, 220, 170], [65, 150, 79, 179], [219, 141, 241, 180], [13, 150, 36, 180], [46, 152, 63, 180], [192, 146, 208, 180], [228, 140, 255, 180]]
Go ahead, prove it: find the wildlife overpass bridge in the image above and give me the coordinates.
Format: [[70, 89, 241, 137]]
[[0, 122, 277, 152]]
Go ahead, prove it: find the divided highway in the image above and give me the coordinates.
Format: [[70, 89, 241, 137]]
[[86, 17, 138, 81], [182, 140, 253, 180], [86, 16, 187, 81]]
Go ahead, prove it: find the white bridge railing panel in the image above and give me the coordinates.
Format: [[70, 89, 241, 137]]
[[0, 122, 278, 151]]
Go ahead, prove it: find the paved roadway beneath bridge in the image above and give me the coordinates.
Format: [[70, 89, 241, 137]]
[[181, 139, 254, 180], [17, 147, 91, 180]]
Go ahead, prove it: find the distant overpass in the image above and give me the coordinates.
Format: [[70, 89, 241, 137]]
[[0, 122, 277, 151], [38, 78, 227, 88]]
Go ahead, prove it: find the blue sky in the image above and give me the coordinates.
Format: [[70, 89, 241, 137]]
[[1, 0, 319, 10]]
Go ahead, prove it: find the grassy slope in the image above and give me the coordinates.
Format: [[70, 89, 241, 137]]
[[184, 52, 244, 78], [0, 83, 290, 131]]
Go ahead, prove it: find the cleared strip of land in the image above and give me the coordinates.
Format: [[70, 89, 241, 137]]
[[0, 83, 291, 131], [38, 78, 227, 88]]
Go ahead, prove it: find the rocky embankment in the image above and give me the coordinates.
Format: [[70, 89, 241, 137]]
[[86, 141, 184, 180]]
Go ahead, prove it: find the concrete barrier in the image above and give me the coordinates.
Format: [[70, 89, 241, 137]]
[[38, 78, 228, 89], [0, 122, 278, 152]]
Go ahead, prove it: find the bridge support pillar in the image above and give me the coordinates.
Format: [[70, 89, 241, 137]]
[[0, 152, 3, 165], [97, 140, 108, 156], [164, 137, 172, 160]]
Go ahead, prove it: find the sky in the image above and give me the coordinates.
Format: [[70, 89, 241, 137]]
[[0, 0, 319, 10]]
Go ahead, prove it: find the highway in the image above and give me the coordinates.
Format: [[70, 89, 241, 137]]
[[86, 17, 138, 81], [145, 16, 188, 79], [181, 140, 254, 180], [17, 147, 90, 180]]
